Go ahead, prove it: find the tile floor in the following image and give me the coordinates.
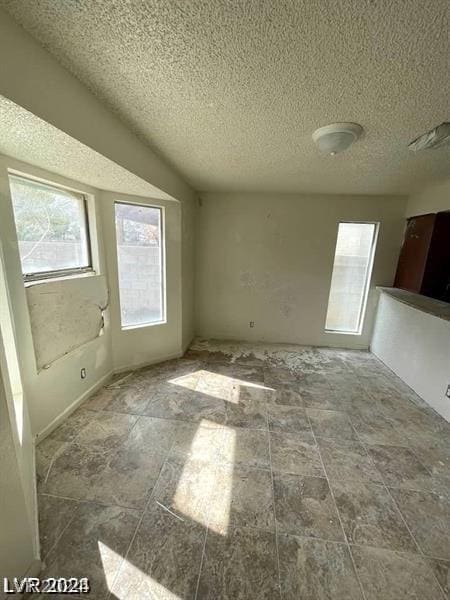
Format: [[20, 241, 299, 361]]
[[35, 340, 450, 599]]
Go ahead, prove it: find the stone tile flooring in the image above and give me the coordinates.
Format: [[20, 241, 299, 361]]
[[35, 340, 450, 599]]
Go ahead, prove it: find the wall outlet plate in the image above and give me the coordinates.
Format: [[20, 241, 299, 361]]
[[81, 368, 87, 379], [249, 321, 255, 328], [446, 385, 450, 399]]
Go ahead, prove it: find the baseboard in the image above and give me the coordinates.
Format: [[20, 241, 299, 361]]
[[30, 442, 40, 560], [113, 350, 184, 374], [182, 336, 194, 355], [35, 348, 196, 444], [25, 558, 42, 578], [0, 559, 43, 600], [191, 334, 369, 351], [35, 369, 113, 443]]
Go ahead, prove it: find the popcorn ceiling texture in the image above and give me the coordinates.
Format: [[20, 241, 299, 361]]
[[1, 0, 448, 195], [0, 95, 168, 198]]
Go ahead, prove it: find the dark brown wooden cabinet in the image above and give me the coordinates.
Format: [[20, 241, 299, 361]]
[[394, 211, 450, 302]]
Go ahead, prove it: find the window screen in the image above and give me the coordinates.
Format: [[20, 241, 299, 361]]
[[115, 202, 164, 328], [325, 222, 378, 334], [9, 175, 91, 280]]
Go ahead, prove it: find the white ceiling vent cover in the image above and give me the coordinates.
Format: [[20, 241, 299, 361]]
[[312, 123, 363, 155], [408, 122, 450, 151]]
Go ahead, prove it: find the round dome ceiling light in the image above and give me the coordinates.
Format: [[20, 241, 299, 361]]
[[312, 122, 363, 155]]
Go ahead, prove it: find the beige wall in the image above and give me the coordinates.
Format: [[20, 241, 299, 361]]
[[0, 173, 39, 579], [0, 157, 196, 439], [369, 178, 450, 420], [0, 10, 198, 422], [372, 292, 450, 421], [100, 191, 185, 371], [0, 365, 38, 584], [406, 178, 450, 217], [195, 192, 407, 349], [182, 196, 198, 351], [0, 157, 113, 438]]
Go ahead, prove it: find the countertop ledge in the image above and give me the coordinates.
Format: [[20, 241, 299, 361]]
[[377, 287, 450, 321]]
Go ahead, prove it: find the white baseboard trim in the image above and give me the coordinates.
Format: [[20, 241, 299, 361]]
[[34, 348, 195, 445], [35, 369, 113, 444], [26, 558, 42, 577], [30, 442, 41, 560], [182, 336, 194, 355], [114, 350, 184, 374], [1, 559, 43, 600], [192, 333, 369, 351]]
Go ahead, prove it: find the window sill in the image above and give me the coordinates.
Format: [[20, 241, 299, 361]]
[[121, 319, 167, 331], [325, 329, 362, 336], [24, 269, 96, 287]]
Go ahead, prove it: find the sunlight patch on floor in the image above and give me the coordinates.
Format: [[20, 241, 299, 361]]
[[229, 381, 275, 404], [172, 419, 235, 535], [169, 369, 274, 403], [99, 541, 181, 600], [167, 372, 200, 392], [196, 373, 231, 400]]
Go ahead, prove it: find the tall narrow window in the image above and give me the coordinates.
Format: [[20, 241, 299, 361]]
[[325, 222, 379, 334], [9, 175, 91, 280], [115, 202, 165, 328]]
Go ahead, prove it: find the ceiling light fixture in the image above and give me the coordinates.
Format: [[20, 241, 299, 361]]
[[312, 122, 363, 155]]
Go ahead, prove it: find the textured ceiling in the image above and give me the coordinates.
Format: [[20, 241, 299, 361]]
[[1, 0, 449, 195], [0, 96, 169, 198]]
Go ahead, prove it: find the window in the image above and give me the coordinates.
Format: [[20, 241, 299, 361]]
[[9, 175, 92, 281], [115, 201, 165, 328], [325, 222, 379, 334]]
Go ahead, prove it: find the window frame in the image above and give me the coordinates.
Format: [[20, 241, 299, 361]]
[[325, 220, 380, 335], [8, 174, 94, 283], [114, 200, 166, 330]]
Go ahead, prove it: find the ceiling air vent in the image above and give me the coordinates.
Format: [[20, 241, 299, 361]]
[[408, 122, 450, 151]]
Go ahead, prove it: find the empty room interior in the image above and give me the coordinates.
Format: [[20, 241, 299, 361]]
[[0, 1, 449, 599]]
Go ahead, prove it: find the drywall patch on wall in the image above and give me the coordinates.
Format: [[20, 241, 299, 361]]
[[239, 270, 296, 319], [26, 275, 108, 370]]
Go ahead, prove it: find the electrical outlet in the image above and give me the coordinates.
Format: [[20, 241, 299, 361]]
[[81, 368, 87, 379], [446, 385, 450, 399], [249, 321, 255, 328]]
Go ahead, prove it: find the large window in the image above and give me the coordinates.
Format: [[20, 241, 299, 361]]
[[9, 175, 92, 281], [115, 202, 165, 328], [325, 222, 379, 334]]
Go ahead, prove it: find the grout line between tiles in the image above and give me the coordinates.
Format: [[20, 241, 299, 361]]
[[37, 491, 155, 513], [266, 406, 283, 600], [352, 426, 448, 599], [194, 525, 209, 600], [104, 438, 178, 600], [37, 499, 81, 568], [194, 423, 230, 600], [253, 528, 448, 561], [42, 410, 142, 487], [306, 410, 368, 600], [41, 443, 67, 486], [38, 349, 449, 599], [406, 443, 439, 479]]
